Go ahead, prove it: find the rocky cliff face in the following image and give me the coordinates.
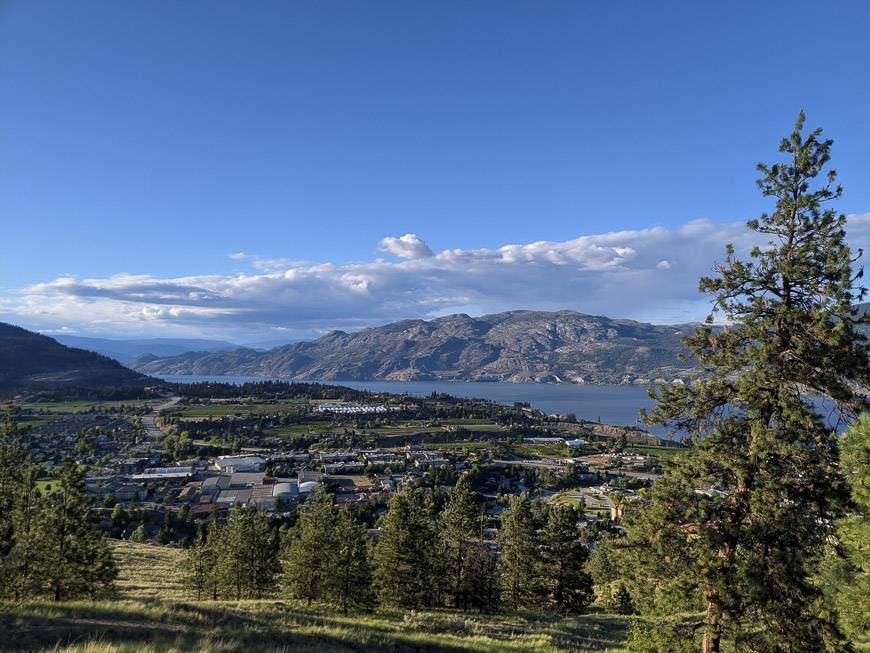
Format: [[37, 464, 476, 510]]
[[132, 310, 699, 384]]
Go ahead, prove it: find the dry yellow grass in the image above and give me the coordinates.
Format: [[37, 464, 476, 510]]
[[111, 541, 189, 601], [1, 541, 634, 653]]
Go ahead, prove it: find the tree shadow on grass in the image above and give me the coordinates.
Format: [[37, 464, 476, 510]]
[[1, 600, 539, 653]]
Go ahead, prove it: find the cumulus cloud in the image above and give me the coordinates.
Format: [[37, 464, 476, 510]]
[[377, 233, 434, 259], [5, 214, 869, 339]]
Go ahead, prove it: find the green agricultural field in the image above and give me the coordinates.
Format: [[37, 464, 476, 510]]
[[422, 440, 491, 451], [624, 444, 684, 461], [514, 443, 568, 459], [1, 541, 635, 653], [263, 423, 335, 438], [369, 423, 503, 437], [19, 400, 154, 414], [174, 403, 289, 418]]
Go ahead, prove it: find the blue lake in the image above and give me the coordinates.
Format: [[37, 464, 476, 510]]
[[160, 375, 670, 436]]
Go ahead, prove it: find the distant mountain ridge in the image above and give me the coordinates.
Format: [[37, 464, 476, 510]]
[[0, 323, 151, 391], [131, 310, 699, 384], [52, 335, 243, 364]]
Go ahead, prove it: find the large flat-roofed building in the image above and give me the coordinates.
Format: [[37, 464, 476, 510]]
[[215, 455, 266, 473], [119, 458, 149, 475], [131, 466, 193, 482], [201, 474, 231, 495]]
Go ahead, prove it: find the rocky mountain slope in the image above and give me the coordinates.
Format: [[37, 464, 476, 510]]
[[132, 310, 698, 384], [0, 323, 151, 391]]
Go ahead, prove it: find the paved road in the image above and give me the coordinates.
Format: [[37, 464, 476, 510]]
[[141, 397, 179, 439]]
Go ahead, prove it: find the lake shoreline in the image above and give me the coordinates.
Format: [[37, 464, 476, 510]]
[[160, 374, 671, 437]]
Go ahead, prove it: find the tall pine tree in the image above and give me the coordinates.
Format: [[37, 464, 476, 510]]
[[215, 504, 278, 600], [0, 411, 27, 598], [440, 474, 482, 609], [187, 517, 217, 600], [40, 460, 117, 601], [326, 507, 374, 614], [281, 488, 338, 604], [496, 493, 540, 611], [373, 489, 443, 609], [617, 113, 869, 652], [539, 505, 593, 614]]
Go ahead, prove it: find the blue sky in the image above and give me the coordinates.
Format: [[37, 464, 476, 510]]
[[2, 1, 869, 341]]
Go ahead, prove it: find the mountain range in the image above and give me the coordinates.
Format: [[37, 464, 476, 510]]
[[131, 310, 699, 384], [0, 323, 150, 391], [52, 335, 242, 364]]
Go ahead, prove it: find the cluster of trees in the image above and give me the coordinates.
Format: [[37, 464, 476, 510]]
[[187, 507, 281, 600], [0, 415, 117, 600], [187, 478, 594, 615]]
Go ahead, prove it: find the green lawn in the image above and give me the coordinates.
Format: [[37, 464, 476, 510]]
[[35, 478, 59, 493]]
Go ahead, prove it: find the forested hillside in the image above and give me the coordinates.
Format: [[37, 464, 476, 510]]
[[0, 323, 150, 392]]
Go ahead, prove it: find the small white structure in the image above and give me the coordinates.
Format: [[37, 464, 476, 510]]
[[316, 402, 389, 414], [298, 481, 319, 495]]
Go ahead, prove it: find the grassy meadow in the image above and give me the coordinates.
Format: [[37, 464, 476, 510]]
[[1, 541, 635, 653]]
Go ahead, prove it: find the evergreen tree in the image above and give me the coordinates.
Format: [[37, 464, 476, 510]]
[[281, 488, 338, 603], [326, 507, 373, 614], [496, 493, 539, 611], [215, 504, 278, 599], [539, 505, 593, 613], [0, 412, 27, 598], [461, 531, 499, 613], [823, 413, 869, 643], [440, 474, 482, 608], [373, 489, 443, 609], [240, 507, 280, 599], [156, 509, 173, 545], [129, 524, 146, 543], [8, 461, 43, 600], [586, 533, 634, 614], [40, 460, 117, 601], [618, 113, 869, 652], [187, 514, 221, 600]]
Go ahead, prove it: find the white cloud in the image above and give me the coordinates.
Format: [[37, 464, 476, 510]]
[[5, 214, 869, 339], [377, 233, 434, 259], [229, 252, 249, 260]]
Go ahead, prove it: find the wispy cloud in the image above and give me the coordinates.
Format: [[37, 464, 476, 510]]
[[5, 215, 869, 339]]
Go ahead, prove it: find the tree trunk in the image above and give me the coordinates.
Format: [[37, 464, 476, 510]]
[[701, 600, 721, 653], [701, 631, 720, 653]]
